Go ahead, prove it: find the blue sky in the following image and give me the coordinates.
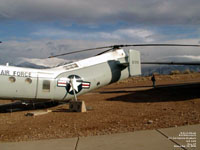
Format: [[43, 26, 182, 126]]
[[0, 0, 200, 66]]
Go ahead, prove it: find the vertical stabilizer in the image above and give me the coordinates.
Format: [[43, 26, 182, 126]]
[[129, 49, 141, 76]]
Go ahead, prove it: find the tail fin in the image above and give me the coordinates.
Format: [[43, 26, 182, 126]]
[[129, 50, 141, 76]]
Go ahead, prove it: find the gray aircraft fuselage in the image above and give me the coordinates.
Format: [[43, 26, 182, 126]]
[[0, 49, 141, 101]]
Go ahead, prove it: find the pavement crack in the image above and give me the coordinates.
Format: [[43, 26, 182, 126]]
[[74, 136, 80, 150], [156, 129, 188, 150]]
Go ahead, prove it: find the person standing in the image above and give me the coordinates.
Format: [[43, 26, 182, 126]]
[[151, 74, 156, 88]]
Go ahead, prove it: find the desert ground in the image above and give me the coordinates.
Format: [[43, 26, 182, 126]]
[[0, 73, 200, 142]]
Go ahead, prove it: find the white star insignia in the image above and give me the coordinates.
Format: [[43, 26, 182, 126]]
[[69, 76, 81, 92]]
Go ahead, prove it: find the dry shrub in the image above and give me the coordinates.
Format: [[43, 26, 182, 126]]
[[183, 69, 191, 74], [170, 70, 181, 75]]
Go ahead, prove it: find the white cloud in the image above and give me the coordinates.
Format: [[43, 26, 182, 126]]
[[0, 38, 199, 66], [116, 28, 155, 42], [0, 39, 113, 65], [31, 27, 156, 42], [135, 39, 200, 61], [18, 57, 71, 67], [160, 55, 200, 62]]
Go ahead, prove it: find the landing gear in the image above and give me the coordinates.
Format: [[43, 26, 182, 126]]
[[69, 78, 87, 112], [69, 101, 87, 112]]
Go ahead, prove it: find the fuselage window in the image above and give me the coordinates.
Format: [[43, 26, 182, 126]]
[[9, 76, 16, 83], [25, 78, 32, 84], [43, 80, 50, 92]]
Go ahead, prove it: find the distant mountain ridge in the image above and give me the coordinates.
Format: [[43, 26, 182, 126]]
[[16, 62, 49, 69], [142, 65, 200, 76]]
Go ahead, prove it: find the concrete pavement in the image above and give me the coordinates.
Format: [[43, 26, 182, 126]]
[[0, 124, 199, 150]]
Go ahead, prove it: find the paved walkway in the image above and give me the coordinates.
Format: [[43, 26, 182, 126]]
[[0, 124, 199, 150]]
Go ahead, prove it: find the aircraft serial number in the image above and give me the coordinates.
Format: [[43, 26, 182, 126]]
[[0, 70, 31, 77]]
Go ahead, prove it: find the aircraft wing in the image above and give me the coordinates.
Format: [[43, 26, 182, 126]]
[[141, 62, 200, 66]]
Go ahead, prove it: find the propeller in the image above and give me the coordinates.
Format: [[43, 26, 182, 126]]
[[48, 46, 114, 58], [48, 44, 200, 58]]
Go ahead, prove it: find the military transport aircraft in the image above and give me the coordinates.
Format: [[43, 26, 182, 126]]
[[0, 43, 200, 105]]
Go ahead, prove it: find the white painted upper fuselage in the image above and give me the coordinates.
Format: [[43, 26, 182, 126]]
[[0, 49, 127, 79], [0, 49, 130, 101]]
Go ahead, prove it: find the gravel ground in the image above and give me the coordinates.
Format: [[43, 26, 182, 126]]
[[0, 73, 200, 142]]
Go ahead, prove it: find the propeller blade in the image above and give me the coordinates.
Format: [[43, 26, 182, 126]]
[[48, 44, 200, 58], [118, 44, 200, 47], [95, 48, 114, 56], [142, 62, 200, 65], [48, 46, 113, 58]]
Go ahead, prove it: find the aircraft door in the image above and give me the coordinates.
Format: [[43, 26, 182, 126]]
[[36, 73, 54, 100]]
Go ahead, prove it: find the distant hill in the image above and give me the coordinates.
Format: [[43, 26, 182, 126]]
[[16, 62, 49, 69], [142, 65, 200, 76]]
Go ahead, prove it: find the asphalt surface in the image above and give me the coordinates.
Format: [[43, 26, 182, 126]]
[[0, 124, 199, 150]]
